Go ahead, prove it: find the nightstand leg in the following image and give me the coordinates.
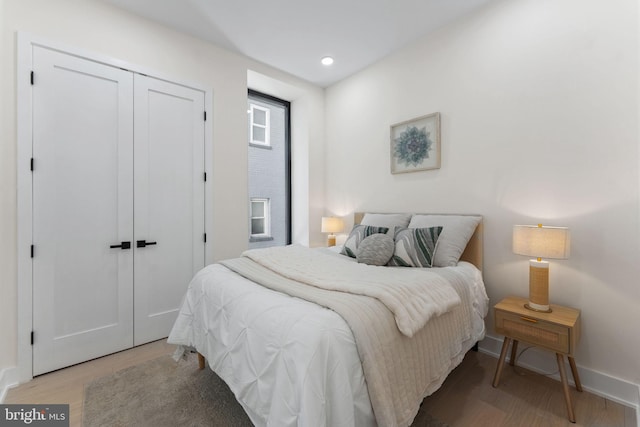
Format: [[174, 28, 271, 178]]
[[198, 352, 205, 370], [568, 356, 583, 392], [492, 337, 512, 387], [556, 353, 576, 423], [509, 340, 519, 366]]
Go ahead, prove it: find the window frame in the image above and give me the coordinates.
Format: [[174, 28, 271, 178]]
[[250, 198, 271, 239], [247, 89, 291, 246], [249, 104, 271, 147]]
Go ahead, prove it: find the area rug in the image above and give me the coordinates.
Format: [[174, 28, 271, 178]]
[[83, 353, 448, 426]]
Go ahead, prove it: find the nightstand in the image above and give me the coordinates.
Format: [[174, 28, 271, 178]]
[[492, 295, 582, 423]]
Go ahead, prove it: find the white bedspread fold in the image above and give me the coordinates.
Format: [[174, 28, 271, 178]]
[[241, 245, 460, 337]]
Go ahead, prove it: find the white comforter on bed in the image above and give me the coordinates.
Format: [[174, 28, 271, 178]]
[[241, 244, 462, 337], [168, 249, 488, 427]]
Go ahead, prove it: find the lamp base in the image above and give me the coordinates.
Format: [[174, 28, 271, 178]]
[[524, 303, 552, 313], [327, 234, 336, 247], [527, 260, 552, 313]]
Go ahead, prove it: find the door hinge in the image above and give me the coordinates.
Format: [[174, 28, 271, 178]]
[[203, 233, 207, 243], [203, 172, 207, 182], [30, 71, 34, 85], [204, 111, 207, 121], [31, 331, 34, 345], [30, 157, 34, 171], [30, 245, 34, 258]]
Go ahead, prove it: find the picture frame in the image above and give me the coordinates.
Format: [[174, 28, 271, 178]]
[[390, 112, 441, 174]]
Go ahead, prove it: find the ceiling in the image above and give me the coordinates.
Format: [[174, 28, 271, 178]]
[[102, 0, 494, 87]]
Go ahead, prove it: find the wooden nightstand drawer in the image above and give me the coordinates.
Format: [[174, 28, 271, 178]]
[[495, 309, 569, 353]]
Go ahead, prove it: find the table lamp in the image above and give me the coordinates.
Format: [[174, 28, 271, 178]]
[[513, 224, 570, 313], [321, 217, 344, 247]]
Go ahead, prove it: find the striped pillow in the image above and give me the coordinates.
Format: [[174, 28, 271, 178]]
[[341, 225, 390, 258], [388, 226, 443, 267]]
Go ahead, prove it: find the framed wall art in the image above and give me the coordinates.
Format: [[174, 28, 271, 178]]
[[390, 112, 440, 174]]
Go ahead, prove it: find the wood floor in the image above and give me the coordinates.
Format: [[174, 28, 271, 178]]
[[421, 351, 637, 427], [5, 341, 636, 427]]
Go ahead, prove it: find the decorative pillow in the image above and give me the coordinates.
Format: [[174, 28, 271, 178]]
[[341, 225, 390, 258], [356, 233, 395, 266], [361, 213, 412, 236], [408, 215, 481, 267], [388, 227, 443, 267]]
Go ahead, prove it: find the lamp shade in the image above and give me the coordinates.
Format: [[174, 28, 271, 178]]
[[321, 217, 344, 234], [513, 224, 570, 259]]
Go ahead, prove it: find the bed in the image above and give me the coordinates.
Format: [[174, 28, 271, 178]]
[[168, 213, 489, 427]]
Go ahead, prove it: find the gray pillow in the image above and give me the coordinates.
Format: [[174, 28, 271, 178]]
[[356, 233, 395, 266]]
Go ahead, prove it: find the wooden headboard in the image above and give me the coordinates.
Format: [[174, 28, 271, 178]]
[[354, 212, 483, 271]]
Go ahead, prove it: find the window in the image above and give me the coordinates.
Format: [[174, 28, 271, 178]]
[[250, 198, 271, 238], [250, 104, 270, 147], [247, 90, 291, 249]]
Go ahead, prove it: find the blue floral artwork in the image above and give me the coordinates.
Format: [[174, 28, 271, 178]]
[[390, 112, 440, 174], [393, 126, 432, 167]]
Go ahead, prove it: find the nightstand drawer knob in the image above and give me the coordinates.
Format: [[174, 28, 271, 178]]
[[520, 316, 538, 323]]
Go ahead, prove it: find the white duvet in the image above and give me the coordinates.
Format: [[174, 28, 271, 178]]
[[241, 244, 462, 337], [168, 249, 488, 427]]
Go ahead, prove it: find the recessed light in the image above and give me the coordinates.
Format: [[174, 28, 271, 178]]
[[321, 56, 334, 66]]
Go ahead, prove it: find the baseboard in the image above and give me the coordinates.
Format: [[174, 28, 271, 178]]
[[0, 366, 19, 403], [636, 385, 640, 427], [479, 335, 640, 415]]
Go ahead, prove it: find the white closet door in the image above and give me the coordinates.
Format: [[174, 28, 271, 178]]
[[32, 47, 134, 375], [133, 75, 205, 345]]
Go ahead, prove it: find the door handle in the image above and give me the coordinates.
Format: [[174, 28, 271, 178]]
[[136, 240, 158, 248], [109, 241, 131, 249]]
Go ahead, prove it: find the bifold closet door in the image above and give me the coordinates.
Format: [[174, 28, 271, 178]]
[[31, 47, 205, 374], [133, 75, 205, 345], [32, 46, 135, 375]]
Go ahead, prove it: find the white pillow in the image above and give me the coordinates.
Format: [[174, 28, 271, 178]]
[[408, 215, 481, 267], [361, 213, 412, 236]]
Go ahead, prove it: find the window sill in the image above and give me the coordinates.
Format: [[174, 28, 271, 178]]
[[249, 143, 272, 150], [250, 236, 274, 243]]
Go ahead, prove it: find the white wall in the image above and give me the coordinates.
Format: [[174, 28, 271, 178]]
[[0, 0, 324, 377], [326, 0, 640, 397]]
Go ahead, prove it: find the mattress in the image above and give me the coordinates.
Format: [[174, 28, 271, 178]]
[[168, 248, 488, 426]]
